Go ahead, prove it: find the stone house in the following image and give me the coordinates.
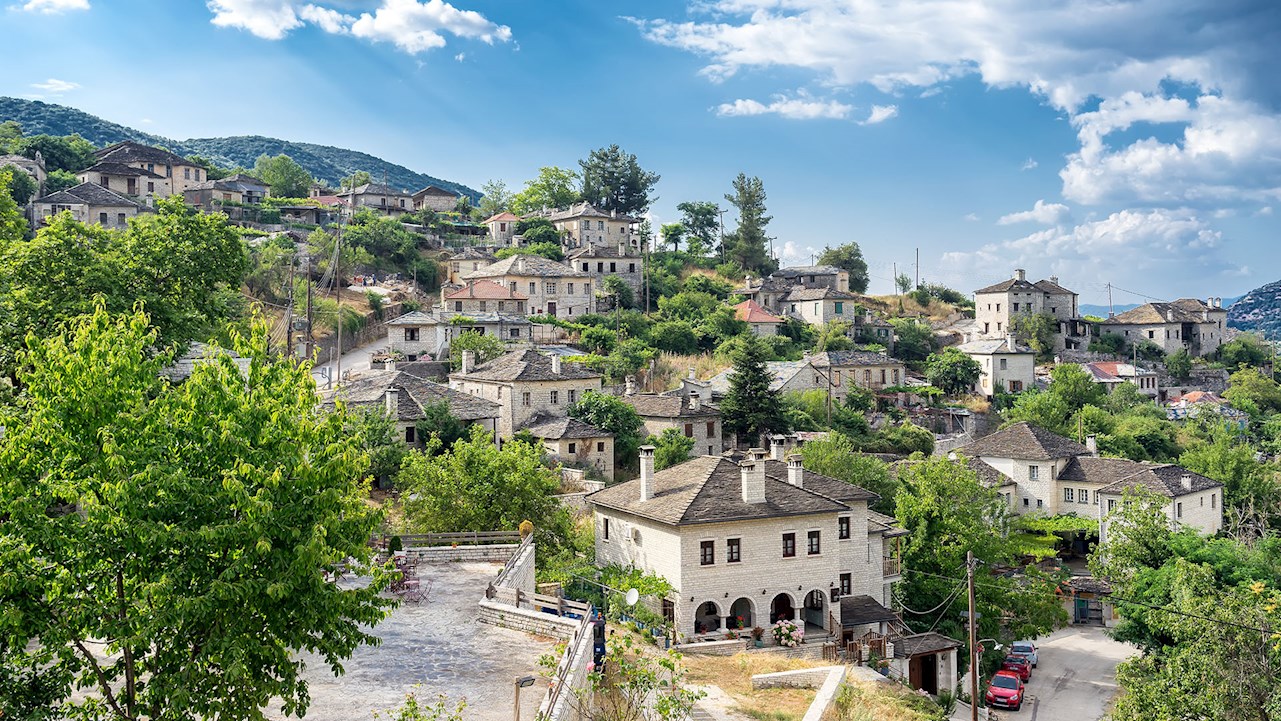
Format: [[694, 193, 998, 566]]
[[385, 309, 532, 361], [1097, 299, 1228, 357], [0, 151, 47, 196], [32, 182, 143, 230], [463, 254, 593, 319], [182, 174, 270, 210], [955, 336, 1036, 396], [566, 243, 644, 297], [78, 162, 168, 198], [587, 448, 926, 655], [447, 247, 497, 285], [954, 422, 1222, 539], [973, 269, 1091, 351], [523, 414, 615, 481], [811, 350, 907, 399], [623, 392, 723, 457], [483, 212, 520, 246], [411, 185, 460, 212], [783, 287, 862, 326], [92, 141, 206, 197], [449, 349, 603, 438], [440, 280, 528, 316], [732, 276, 795, 315], [771, 265, 851, 293], [705, 358, 827, 399], [731, 300, 785, 337], [324, 368, 501, 446], [543, 202, 637, 251], [336, 182, 413, 217], [1080, 361, 1159, 398]]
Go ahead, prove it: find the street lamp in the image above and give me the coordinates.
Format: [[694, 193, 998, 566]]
[[513, 675, 537, 721]]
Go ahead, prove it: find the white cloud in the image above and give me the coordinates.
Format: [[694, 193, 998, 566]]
[[454, 52, 465, 62], [716, 92, 852, 120], [20, 0, 88, 13], [349, 0, 511, 53], [634, 0, 1281, 209], [30, 78, 78, 94], [860, 104, 898, 125], [1256, 206, 1274, 217], [1021, 158, 1038, 171], [997, 199, 1071, 226], [298, 4, 352, 34], [207, 0, 302, 40], [963, 213, 980, 222], [139, 117, 153, 125]]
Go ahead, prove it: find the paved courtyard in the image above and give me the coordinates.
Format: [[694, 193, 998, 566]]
[[267, 561, 557, 721]]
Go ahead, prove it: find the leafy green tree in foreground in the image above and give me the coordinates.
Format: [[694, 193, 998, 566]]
[[569, 390, 645, 469], [0, 307, 391, 720], [648, 427, 697, 470], [798, 434, 898, 514], [510, 166, 581, 215], [3, 165, 36, 204]]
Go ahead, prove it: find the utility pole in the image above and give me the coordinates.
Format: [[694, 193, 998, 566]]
[[967, 550, 979, 721], [1108, 282, 1114, 318], [305, 253, 314, 363], [893, 262, 898, 294], [284, 251, 296, 361], [717, 207, 728, 263], [915, 247, 920, 290]]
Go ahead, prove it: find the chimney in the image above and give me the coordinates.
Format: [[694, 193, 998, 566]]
[[384, 386, 399, 416], [770, 434, 787, 461], [639, 445, 655, 502], [386, 359, 397, 373], [1215, 297, 1222, 308], [688, 367, 696, 380], [611, 208, 617, 218], [1049, 275, 1059, 285], [551, 355, 562, 375], [740, 452, 766, 504], [688, 394, 700, 412], [1086, 434, 1098, 457], [787, 453, 804, 488], [1015, 268, 1026, 281], [1181, 474, 1193, 492], [518, 257, 526, 273], [461, 350, 475, 374], [624, 375, 636, 395], [1007, 333, 1017, 349]]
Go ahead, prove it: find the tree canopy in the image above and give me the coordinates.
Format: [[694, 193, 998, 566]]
[[816, 242, 870, 293], [720, 336, 788, 444], [925, 347, 982, 395], [253, 153, 313, 198], [568, 390, 644, 469], [722, 173, 776, 275], [510, 166, 581, 215], [578, 144, 660, 216], [676, 201, 719, 257]]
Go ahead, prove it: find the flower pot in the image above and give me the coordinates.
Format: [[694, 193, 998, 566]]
[[754, 639, 763, 648]]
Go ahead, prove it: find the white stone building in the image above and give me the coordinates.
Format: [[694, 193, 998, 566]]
[[973, 269, 1091, 351], [1097, 298, 1228, 358], [384, 310, 532, 361], [482, 212, 520, 247], [336, 182, 413, 217], [440, 279, 529, 316], [411, 185, 460, 212], [523, 414, 615, 481], [955, 336, 1036, 396], [449, 348, 603, 438], [783, 287, 862, 326], [544, 202, 638, 251], [812, 351, 907, 398], [566, 243, 644, 298], [446, 247, 497, 285], [90, 141, 207, 197], [323, 368, 501, 447], [463, 254, 594, 319], [623, 392, 723, 458], [1080, 361, 1159, 398], [31, 182, 144, 230]]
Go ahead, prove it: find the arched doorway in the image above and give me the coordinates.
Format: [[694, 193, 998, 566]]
[[729, 597, 754, 630], [803, 589, 826, 630], [694, 601, 721, 635], [770, 593, 795, 623]]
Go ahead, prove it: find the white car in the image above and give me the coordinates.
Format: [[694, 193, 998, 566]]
[[1010, 640, 1038, 668]]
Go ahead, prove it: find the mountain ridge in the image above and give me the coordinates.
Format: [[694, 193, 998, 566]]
[[1228, 281, 1281, 338], [0, 97, 478, 200]]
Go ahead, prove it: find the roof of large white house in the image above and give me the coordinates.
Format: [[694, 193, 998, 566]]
[[955, 421, 1090, 460], [1104, 299, 1222, 325], [452, 348, 601, 382], [463, 254, 587, 279], [1059, 456, 1221, 497], [324, 369, 501, 421], [37, 182, 142, 209]]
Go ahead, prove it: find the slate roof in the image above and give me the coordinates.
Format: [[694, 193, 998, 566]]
[[463, 254, 586, 279], [187, 175, 270, 193], [1096, 463, 1221, 498], [868, 510, 909, 537], [956, 338, 1033, 355], [587, 455, 875, 526], [82, 162, 165, 179], [894, 632, 961, 658], [783, 286, 858, 302], [1105, 299, 1220, 325], [386, 311, 441, 327], [974, 278, 1041, 294], [839, 595, 899, 627], [1081, 362, 1154, 383], [1065, 576, 1112, 594], [450, 247, 497, 261], [967, 458, 1014, 487], [94, 141, 192, 168], [325, 370, 501, 421], [956, 422, 1090, 460], [1034, 279, 1074, 295], [521, 414, 612, 440], [545, 201, 637, 223], [813, 350, 900, 368], [705, 359, 814, 396], [732, 299, 784, 324], [566, 244, 640, 259], [622, 394, 720, 419], [733, 276, 794, 296], [453, 348, 602, 382], [37, 182, 142, 208], [444, 280, 529, 301], [412, 184, 458, 198], [774, 265, 845, 277], [341, 182, 411, 197]]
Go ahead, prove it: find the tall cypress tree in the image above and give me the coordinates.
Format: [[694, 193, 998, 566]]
[[720, 337, 787, 446]]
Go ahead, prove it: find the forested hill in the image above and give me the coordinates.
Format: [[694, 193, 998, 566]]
[[1228, 279, 1281, 338], [0, 97, 478, 199]]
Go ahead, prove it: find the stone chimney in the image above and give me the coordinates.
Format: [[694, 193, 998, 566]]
[[740, 451, 766, 504], [624, 375, 636, 395], [518, 256, 527, 273], [639, 445, 655, 502], [689, 394, 701, 412], [1215, 297, 1222, 308], [787, 453, 804, 487], [1181, 474, 1193, 492], [384, 386, 399, 416], [688, 367, 697, 380], [1086, 434, 1098, 457], [551, 355, 562, 375], [386, 359, 397, 373], [1015, 268, 1026, 281], [1049, 275, 1059, 285], [1007, 333, 1018, 349], [770, 434, 787, 461], [461, 350, 475, 374]]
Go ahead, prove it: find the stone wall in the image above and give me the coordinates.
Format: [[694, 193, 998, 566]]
[[752, 666, 847, 721], [399, 543, 520, 564], [674, 638, 749, 656], [476, 599, 579, 640], [747, 642, 829, 660]]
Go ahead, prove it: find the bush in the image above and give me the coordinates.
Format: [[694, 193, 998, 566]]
[[388, 535, 403, 553]]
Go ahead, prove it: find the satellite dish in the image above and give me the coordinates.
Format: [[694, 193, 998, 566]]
[[624, 588, 640, 607]]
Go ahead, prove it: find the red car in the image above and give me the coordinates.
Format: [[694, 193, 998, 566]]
[[986, 670, 1025, 711], [1001, 654, 1032, 681]]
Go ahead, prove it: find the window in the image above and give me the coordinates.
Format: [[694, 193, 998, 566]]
[[996, 304, 1001, 311], [603, 518, 610, 540], [568, 389, 577, 404], [1064, 488, 1075, 502], [597, 220, 604, 230], [454, 301, 463, 312], [598, 262, 604, 272], [1176, 502, 1183, 519], [1013, 302, 1020, 311], [1037, 499, 1043, 508], [1211, 493, 1217, 509], [147, 181, 155, 193], [863, 369, 871, 384], [550, 390, 559, 405], [1023, 497, 1030, 507], [880, 369, 887, 384], [838, 516, 850, 539], [999, 358, 1008, 370], [782, 533, 796, 558], [833, 370, 841, 386], [835, 302, 843, 314], [1029, 465, 1040, 481], [98, 212, 108, 223], [184, 168, 191, 180], [610, 262, 617, 272], [706, 421, 715, 436], [1079, 489, 1089, 504], [807, 530, 821, 555], [529, 282, 536, 294], [567, 283, 574, 295], [380, 197, 386, 206], [727, 538, 741, 563], [582, 263, 589, 271], [165, 166, 172, 178], [568, 442, 576, 454], [684, 423, 694, 437], [546, 282, 557, 294], [1148, 330, 1155, 339], [892, 369, 899, 383], [522, 392, 532, 407], [195, 169, 201, 181], [597, 442, 605, 452], [629, 263, 636, 272], [405, 426, 416, 443], [814, 303, 820, 315], [510, 328, 520, 338], [1108, 499, 1117, 512], [839, 573, 851, 596], [404, 328, 419, 341]]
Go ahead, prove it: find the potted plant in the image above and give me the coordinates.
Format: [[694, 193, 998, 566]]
[[868, 651, 890, 676], [725, 629, 739, 640], [750, 626, 765, 647], [388, 535, 403, 555]]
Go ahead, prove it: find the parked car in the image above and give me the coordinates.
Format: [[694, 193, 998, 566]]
[[1001, 654, 1032, 681], [986, 670, 1025, 711], [1010, 640, 1038, 667]]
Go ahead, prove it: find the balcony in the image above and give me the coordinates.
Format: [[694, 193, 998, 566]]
[[883, 556, 902, 577]]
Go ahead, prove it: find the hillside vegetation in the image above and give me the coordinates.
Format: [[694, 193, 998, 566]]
[[0, 97, 477, 198], [1227, 278, 1281, 338]]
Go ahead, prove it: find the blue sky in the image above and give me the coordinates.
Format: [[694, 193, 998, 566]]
[[4, 0, 1279, 304]]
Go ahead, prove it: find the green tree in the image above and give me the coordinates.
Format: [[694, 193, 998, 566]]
[[1179, 429, 1277, 511], [13, 133, 96, 172], [895, 273, 912, 294], [647, 320, 699, 355], [1219, 335, 1272, 369], [549, 634, 703, 721], [579, 144, 660, 216], [569, 390, 645, 470], [1165, 348, 1193, 381], [45, 168, 78, 193], [1011, 311, 1056, 360], [816, 242, 870, 293], [720, 336, 788, 445], [510, 166, 581, 215], [676, 201, 719, 257], [414, 400, 468, 453], [722, 173, 776, 275], [888, 318, 935, 363], [450, 330, 505, 370], [340, 170, 373, 190], [495, 241, 563, 262], [477, 178, 512, 218], [1089, 332, 1126, 355], [4, 166, 37, 204], [660, 222, 685, 252], [600, 274, 635, 310], [253, 153, 314, 198], [0, 168, 29, 241], [798, 434, 899, 514], [1002, 390, 1073, 435], [579, 325, 618, 354], [925, 347, 982, 395], [515, 216, 555, 235], [347, 405, 407, 482], [648, 427, 697, 470], [1049, 363, 1106, 411], [0, 307, 391, 720], [1225, 367, 1281, 415]]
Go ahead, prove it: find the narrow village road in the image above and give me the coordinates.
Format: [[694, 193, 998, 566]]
[[1017, 625, 1136, 721], [311, 337, 387, 388]]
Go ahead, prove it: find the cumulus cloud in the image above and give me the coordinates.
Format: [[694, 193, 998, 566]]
[[963, 213, 980, 222], [20, 0, 88, 12], [997, 199, 1071, 226], [716, 92, 852, 120], [206, 0, 510, 53], [30, 78, 78, 94], [634, 0, 1281, 209], [1021, 158, 1038, 171], [860, 104, 898, 125]]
